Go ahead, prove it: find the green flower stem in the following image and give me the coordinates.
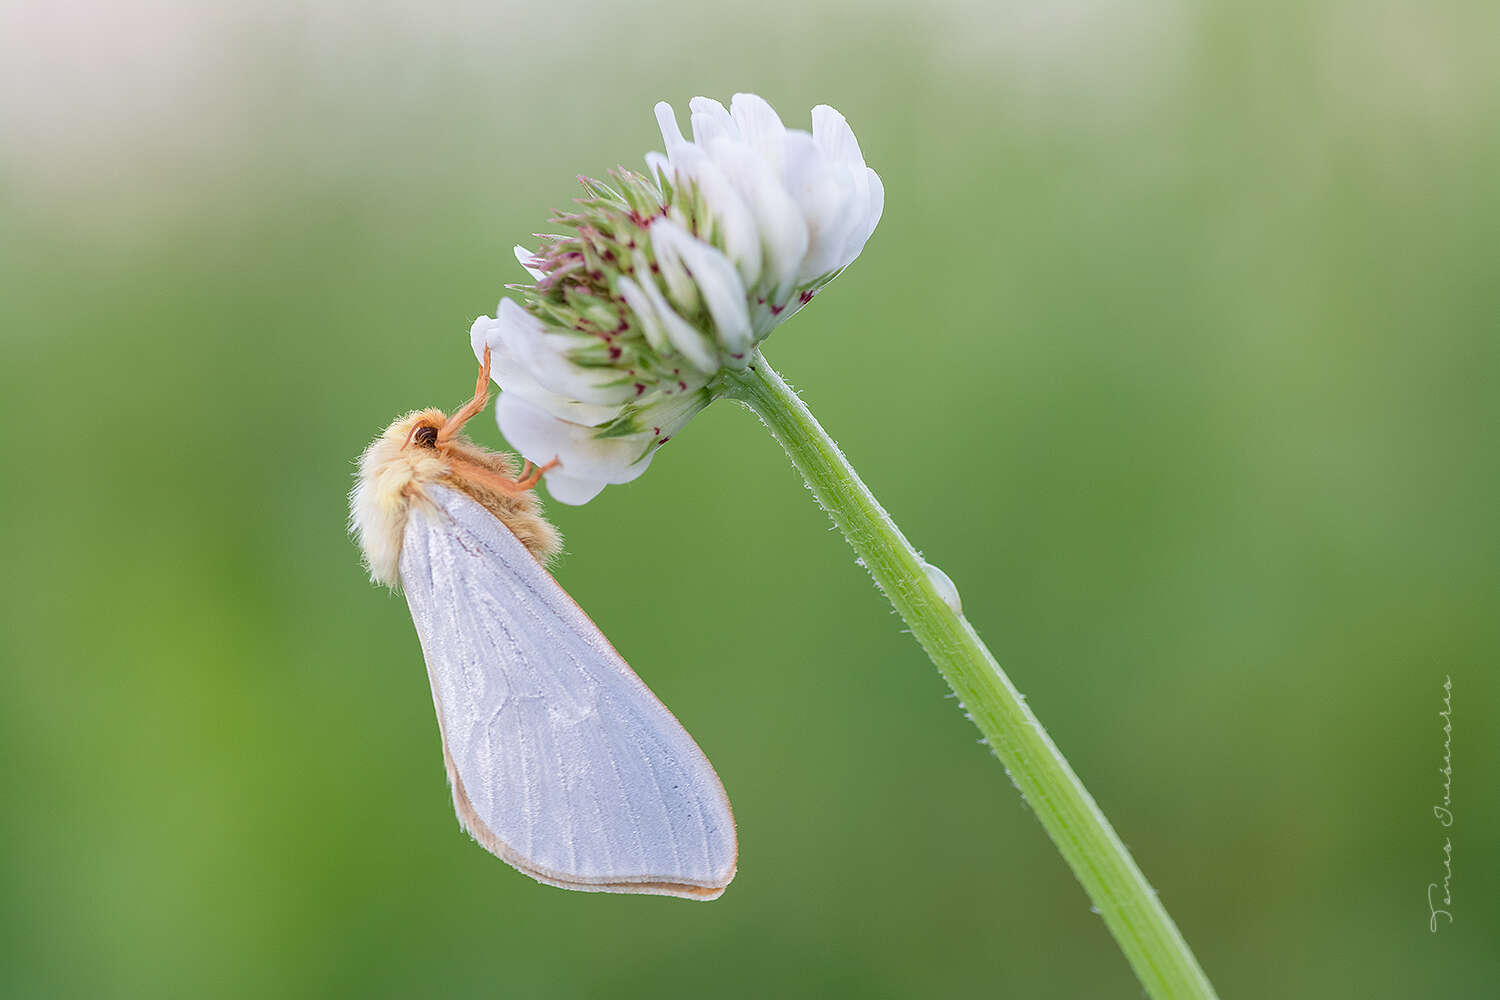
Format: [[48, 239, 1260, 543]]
[[721, 353, 1218, 1000]]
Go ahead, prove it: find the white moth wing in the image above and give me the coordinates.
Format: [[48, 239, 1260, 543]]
[[398, 484, 736, 898]]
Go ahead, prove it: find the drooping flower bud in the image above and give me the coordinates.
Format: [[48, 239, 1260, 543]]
[[471, 93, 883, 504]]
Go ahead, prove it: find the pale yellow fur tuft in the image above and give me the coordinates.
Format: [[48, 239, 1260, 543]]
[[350, 408, 562, 588]]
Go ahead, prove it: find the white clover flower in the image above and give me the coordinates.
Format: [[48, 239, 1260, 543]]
[[470, 93, 883, 504]]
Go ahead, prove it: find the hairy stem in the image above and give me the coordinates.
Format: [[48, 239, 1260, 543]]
[[721, 352, 1218, 1000]]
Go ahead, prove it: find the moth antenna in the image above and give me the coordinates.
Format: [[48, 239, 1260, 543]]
[[438, 346, 493, 444]]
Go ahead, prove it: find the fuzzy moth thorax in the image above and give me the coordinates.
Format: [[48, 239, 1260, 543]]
[[351, 408, 562, 587]]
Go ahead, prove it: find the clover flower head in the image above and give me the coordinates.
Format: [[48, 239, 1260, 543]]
[[471, 93, 883, 504]]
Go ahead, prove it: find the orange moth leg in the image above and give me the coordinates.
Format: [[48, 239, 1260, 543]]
[[448, 457, 555, 497], [513, 458, 560, 491], [438, 346, 493, 444]]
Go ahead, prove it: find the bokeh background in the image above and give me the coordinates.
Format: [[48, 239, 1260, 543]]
[[3, 1, 1497, 996]]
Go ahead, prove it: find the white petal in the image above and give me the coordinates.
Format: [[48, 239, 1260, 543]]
[[471, 312, 502, 362], [497, 392, 655, 485], [632, 267, 720, 374], [707, 136, 808, 300], [688, 96, 736, 145], [494, 377, 621, 426], [648, 222, 701, 316], [826, 160, 870, 272], [650, 219, 752, 356], [664, 143, 762, 289], [811, 107, 875, 272], [541, 470, 607, 506], [530, 386, 711, 504], [843, 166, 884, 264], [494, 299, 637, 406], [811, 104, 866, 168], [730, 93, 787, 170], [472, 314, 621, 425], [780, 131, 856, 281], [828, 178, 867, 274], [616, 275, 670, 355], [513, 245, 545, 281], [644, 150, 672, 185], [654, 101, 688, 157], [504, 331, 636, 407]]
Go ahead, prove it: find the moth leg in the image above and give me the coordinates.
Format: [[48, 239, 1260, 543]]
[[512, 457, 560, 491], [445, 455, 559, 497], [438, 346, 493, 444]]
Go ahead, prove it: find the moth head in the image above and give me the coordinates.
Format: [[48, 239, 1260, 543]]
[[389, 408, 450, 452], [351, 405, 562, 586], [351, 408, 453, 587], [351, 348, 560, 587]]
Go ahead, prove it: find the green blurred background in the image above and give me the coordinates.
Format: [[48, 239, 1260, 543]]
[[2, 1, 1497, 996]]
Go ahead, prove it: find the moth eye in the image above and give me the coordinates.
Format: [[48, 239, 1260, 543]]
[[413, 425, 439, 448]]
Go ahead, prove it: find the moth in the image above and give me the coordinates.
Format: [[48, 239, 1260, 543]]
[[350, 350, 736, 899]]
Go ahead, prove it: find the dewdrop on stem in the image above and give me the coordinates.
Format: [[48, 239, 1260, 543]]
[[921, 560, 962, 616]]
